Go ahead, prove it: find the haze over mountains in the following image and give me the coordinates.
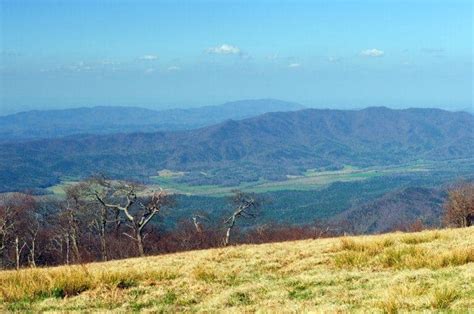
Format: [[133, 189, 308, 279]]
[[0, 105, 472, 192], [0, 99, 304, 142]]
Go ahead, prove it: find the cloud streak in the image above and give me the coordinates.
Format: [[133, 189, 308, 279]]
[[206, 44, 241, 55], [139, 55, 159, 61], [360, 49, 384, 57], [167, 66, 180, 71]]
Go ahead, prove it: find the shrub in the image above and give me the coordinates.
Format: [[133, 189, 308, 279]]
[[227, 292, 252, 306], [430, 286, 459, 309]]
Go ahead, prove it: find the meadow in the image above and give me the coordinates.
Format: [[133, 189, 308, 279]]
[[48, 159, 473, 197], [1, 227, 472, 312]]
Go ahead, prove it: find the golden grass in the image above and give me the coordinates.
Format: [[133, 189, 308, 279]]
[[0, 227, 473, 312]]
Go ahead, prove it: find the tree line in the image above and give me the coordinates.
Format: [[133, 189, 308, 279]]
[[0, 178, 472, 270]]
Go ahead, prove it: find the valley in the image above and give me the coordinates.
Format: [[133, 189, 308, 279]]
[[1, 106, 473, 193], [149, 159, 472, 196], [3, 2, 472, 311], [0, 104, 472, 253], [43, 158, 474, 233], [47, 158, 473, 197]]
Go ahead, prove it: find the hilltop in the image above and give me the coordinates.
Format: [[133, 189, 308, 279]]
[[1, 227, 472, 312]]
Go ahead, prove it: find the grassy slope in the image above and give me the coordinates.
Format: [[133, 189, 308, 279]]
[[1, 228, 473, 312]]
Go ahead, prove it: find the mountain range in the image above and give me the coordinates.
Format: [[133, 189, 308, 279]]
[[0, 106, 472, 192], [0, 99, 304, 142]]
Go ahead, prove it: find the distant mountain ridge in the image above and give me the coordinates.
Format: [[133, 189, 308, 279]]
[[0, 106, 472, 192], [0, 99, 305, 142]]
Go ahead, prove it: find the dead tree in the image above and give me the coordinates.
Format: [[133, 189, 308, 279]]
[[0, 194, 38, 269], [14, 236, 27, 270], [0, 193, 38, 269], [192, 214, 211, 233], [444, 182, 474, 227], [88, 176, 120, 261], [126, 189, 174, 256], [25, 214, 40, 267], [86, 176, 129, 261], [0, 199, 16, 268], [62, 184, 89, 263], [223, 191, 261, 246], [91, 178, 125, 235], [91, 179, 173, 256]]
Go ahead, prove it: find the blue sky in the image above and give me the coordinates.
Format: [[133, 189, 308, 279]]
[[0, 0, 472, 114]]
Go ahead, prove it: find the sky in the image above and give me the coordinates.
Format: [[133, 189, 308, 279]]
[[0, 0, 472, 115]]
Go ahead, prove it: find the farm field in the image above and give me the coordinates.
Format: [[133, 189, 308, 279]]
[[40, 159, 474, 230], [46, 159, 474, 200], [0, 227, 472, 312], [45, 163, 414, 197], [132, 158, 474, 196], [44, 159, 474, 198]]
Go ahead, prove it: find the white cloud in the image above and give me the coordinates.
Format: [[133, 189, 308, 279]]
[[288, 63, 301, 68], [140, 55, 159, 61], [167, 66, 180, 71], [144, 68, 155, 74], [360, 49, 384, 57], [64, 61, 94, 72], [206, 44, 241, 55]]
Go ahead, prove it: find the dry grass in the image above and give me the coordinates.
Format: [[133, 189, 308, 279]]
[[0, 228, 473, 312], [333, 230, 474, 271]]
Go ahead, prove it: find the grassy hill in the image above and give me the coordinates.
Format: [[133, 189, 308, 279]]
[[1, 227, 473, 312]]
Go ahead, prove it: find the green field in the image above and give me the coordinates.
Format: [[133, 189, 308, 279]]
[[46, 158, 474, 197], [148, 162, 434, 196]]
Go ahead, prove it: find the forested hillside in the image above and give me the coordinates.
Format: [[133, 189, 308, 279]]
[[0, 107, 472, 192]]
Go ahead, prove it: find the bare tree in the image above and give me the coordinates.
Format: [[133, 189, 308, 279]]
[[0, 193, 37, 269], [21, 206, 43, 268], [192, 213, 211, 233], [14, 236, 28, 270], [0, 197, 16, 268], [26, 218, 40, 267], [125, 189, 174, 256], [86, 178, 115, 262], [91, 179, 174, 256], [443, 182, 474, 227], [184, 214, 209, 249], [223, 190, 261, 246], [92, 181, 139, 255], [62, 183, 90, 263]]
